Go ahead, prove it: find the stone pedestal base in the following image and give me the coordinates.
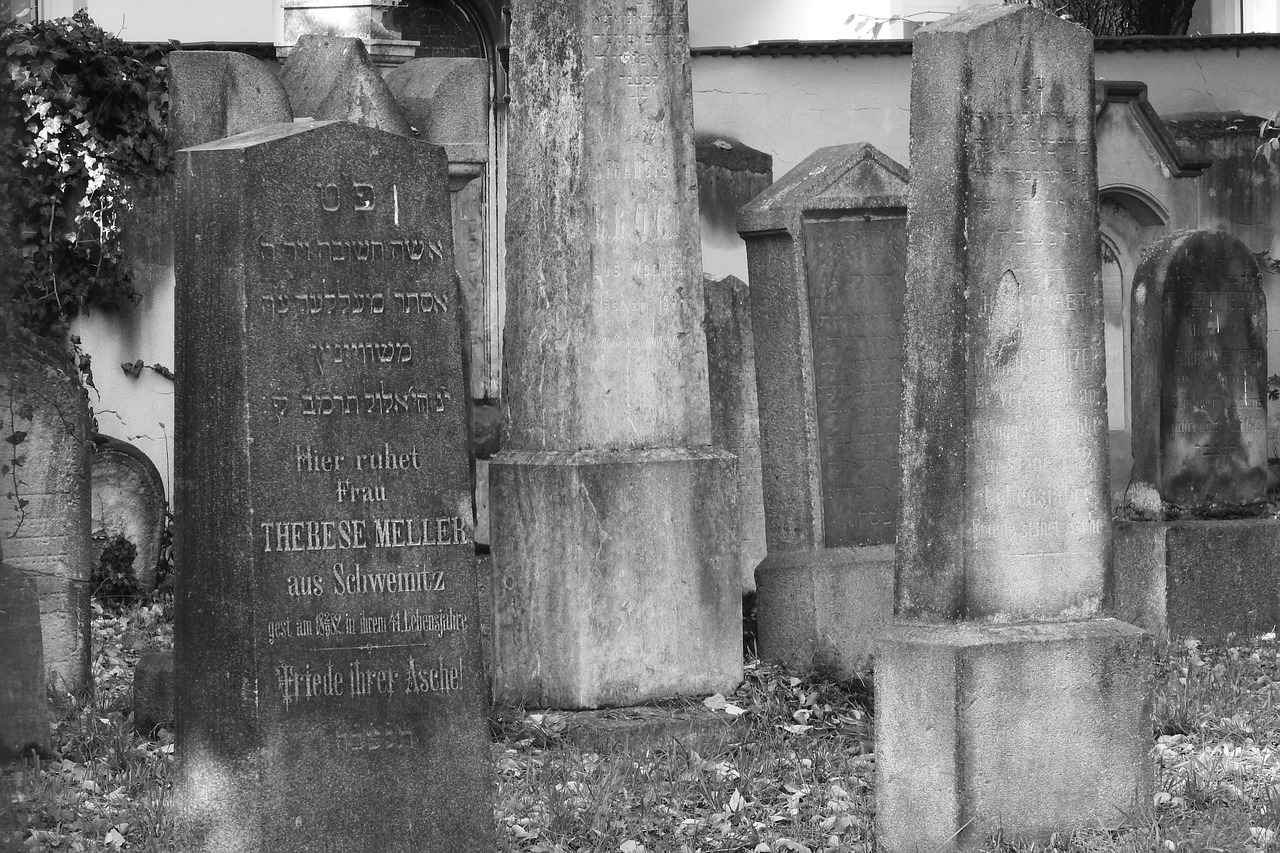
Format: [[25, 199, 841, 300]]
[[755, 545, 892, 677], [1112, 519, 1280, 641], [490, 448, 741, 709], [875, 619, 1153, 852]]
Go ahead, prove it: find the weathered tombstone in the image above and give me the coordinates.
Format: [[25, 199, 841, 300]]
[[0, 340, 92, 696], [875, 8, 1152, 850], [490, 0, 741, 709], [696, 134, 773, 281], [90, 435, 167, 592], [703, 274, 767, 592], [0, 553, 50, 761], [1126, 230, 1268, 513], [737, 143, 906, 676], [168, 51, 294, 152], [174, 120, 491, 852]]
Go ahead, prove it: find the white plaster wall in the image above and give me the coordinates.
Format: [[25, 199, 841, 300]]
[[86, 0, 274, 42]]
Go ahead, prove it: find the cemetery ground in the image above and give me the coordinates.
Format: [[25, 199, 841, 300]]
[[5, 601, 1280, 853]]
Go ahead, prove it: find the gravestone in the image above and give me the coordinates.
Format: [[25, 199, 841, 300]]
[[490, 0, 741, 710], [174, 120, 491, 852], [703, 274, 767, 591], [90, 436, 167, 592], [0, 340, 93, 696], [737, 143, 906, 676], [168, 51, 294, 151], [696, 134, 772, 281], [1126, 230, 1268, 513], [875, 8, 1152, 850], [0, 554, 50, 761]]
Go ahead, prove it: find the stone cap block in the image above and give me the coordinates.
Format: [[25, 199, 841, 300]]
[[281, 34, 413, 135], [738, 143, 907, 237], [168, 51, 293, 151]]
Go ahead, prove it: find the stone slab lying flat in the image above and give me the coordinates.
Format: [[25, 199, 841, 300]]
[[875, 619, 1153, 852]]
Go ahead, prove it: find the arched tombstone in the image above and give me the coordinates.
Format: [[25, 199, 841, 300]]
[[90, 435, 168, 592], [0, 339, 92, 696], [1126, 229, 1268, 515]]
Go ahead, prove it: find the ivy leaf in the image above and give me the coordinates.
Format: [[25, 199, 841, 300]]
[[5, 431, 28, 446]]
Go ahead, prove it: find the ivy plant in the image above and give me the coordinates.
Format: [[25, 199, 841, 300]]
[[1, 11, 173, 340]]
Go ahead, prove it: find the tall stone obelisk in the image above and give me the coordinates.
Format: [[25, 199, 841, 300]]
[[875, 7, 1153, 850], [490, 0, 741, 709]]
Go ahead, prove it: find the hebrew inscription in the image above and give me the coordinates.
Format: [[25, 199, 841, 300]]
[[803, 216, 906, 547]]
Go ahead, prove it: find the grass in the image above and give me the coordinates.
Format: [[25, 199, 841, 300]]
[[6, 603, 1280, 852]]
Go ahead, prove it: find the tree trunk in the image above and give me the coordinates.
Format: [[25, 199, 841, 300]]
[[1010, 0, 1197, 35]]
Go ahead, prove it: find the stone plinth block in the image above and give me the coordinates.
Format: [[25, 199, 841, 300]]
[[875, 619, 1153, 852], [0, 560, 50, 761], [490, 448, 741, 709], [0, 341, 92, 695], [1112, 519, 1280, 640], [754, 546, 892, 677], [1127, 230, 1267, 511], [175, 121, 490, 853]]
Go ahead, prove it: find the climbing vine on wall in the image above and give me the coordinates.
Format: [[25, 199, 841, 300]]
[[1, 11, 173, 340]]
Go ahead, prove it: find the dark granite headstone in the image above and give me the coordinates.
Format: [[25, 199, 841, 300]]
[[0, 557, 50, 761], [1128, 230, 1268, 511], [174, 120, 490, 852]]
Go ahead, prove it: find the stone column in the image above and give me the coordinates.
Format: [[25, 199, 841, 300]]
[[489, 0, 741, 710], [875, 7, 1153, 850]]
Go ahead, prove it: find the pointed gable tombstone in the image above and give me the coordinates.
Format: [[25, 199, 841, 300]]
[[737, 143, 907, 676]]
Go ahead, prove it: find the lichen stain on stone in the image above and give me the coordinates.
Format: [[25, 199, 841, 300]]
[[986, 269, 1023, 367]]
